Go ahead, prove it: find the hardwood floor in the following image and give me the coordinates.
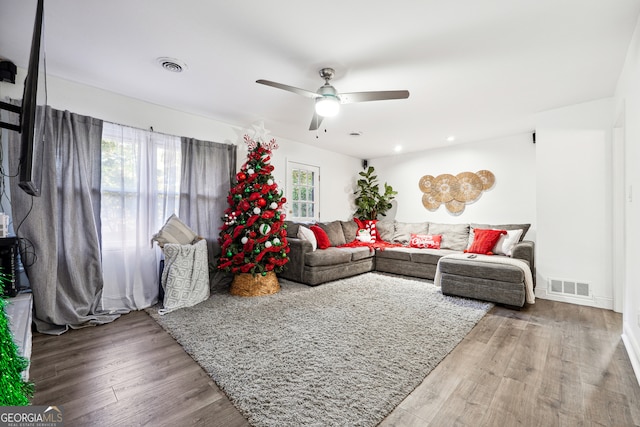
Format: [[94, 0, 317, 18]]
[[29, 299, 640, 427]]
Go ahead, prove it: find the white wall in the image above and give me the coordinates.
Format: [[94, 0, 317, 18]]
[[0, 70, 361, 221], [533, 99, 614, 310], [615, 13, 640, 385], [372, 132, 537, 230], [375, 100, 617, 312]]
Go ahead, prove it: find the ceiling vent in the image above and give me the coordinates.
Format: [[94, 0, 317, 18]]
[[156, 57, 187, 73]]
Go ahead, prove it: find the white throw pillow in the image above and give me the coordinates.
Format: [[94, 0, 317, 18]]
[[492, 229, 523, 256], [151, 214, 199, 248], [297, 225, 317, 251]]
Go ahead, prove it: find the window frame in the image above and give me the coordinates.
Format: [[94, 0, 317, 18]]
[[286, 160, 320, 222]]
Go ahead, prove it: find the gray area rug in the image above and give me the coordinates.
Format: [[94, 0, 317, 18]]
[[148, 272, 493, 427]]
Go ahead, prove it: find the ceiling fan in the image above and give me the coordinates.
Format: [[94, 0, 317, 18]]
[[256, 68, 410, 131]]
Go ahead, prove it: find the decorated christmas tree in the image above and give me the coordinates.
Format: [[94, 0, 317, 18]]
[[0, 295, 34, 405], [217, 135, 289, 295]]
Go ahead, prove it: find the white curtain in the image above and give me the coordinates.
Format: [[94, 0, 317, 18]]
[[100, 123, 181, 310]]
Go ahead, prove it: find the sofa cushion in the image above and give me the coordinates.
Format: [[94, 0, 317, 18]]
[[319, 221, 347, 246], [376, 220, 395, 242], [427, 223, 470, 251], [493, 229, 524, 256], [438, 257, 526, 283], [297, 225, 317, 251], [466, 228, 507, 254], [410, 233, 442, 249], [410, 248, 459, 264], [340, 220, 359, 243], [310, 225, 331, 249], [305, 247, 353, 267], [338, 247, 375, 262], [284, 220, 300, 238], [392, 221, 429, 244], [152, 214, 199, 247], [375, 247, 413, 261]]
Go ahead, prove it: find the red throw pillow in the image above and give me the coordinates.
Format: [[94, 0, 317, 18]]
[[310, 225, 331, 249], [466, 228, 507, 255], [409, 234, 442, 249]]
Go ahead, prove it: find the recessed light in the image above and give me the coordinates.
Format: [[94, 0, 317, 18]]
[[156, 57, 188, 73], [394, 145, 402, 152], [446, 135, 456, 142]]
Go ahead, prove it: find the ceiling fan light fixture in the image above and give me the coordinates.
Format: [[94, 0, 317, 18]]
[[315, 96, 340, 117]]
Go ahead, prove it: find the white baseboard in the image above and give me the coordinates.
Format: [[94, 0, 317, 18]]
[[622, 323, 640, 387], [535, 288, 613, 310]]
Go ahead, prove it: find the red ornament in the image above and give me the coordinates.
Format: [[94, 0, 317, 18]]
[[239, 200, 250, 211], [237, 172, 246, 181], [257, 198, 267, 208]]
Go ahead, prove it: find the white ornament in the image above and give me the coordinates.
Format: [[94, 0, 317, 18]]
[[259, 224, 271, 235], [224, 212, 237, 226], [241, 237, 248, 244], [247, 168, 255, 175], [267, 179, 273, 185], [270, 202, 278, 209], [273, 238, 280, 245], [253, 207, 261, 214], [265, 241, 272, 248]]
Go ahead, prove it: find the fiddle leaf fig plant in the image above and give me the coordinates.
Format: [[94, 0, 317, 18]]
[[354, 166, 397, 220]]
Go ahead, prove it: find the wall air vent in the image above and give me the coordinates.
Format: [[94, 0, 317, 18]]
[[548, 278, 591, 298]]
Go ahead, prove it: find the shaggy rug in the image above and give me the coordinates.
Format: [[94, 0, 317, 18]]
[[148, 272, 492, 427]]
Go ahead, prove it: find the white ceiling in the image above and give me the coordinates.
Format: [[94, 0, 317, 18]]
[[1, 1, 639, 159]]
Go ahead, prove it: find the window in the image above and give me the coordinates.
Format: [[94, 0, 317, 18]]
[[287, 161, 319, 222], [100, 122, 182, 310], [100, 123, 181, 249]]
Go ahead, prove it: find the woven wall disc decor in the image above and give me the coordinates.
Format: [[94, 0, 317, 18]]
[[476, 169, 496, 191], [432, 174, 460, 203], [445, 199, 465, 215], [455, 172, 483, 203], [422, 193, 441, 211], [418, 175, 435, 193], [418, 170, 495, 215]]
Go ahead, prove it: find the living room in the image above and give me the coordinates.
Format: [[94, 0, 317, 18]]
[[1, 1, 640, 425]]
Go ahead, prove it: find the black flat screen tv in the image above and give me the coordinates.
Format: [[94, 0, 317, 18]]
[[0, 0, 44, 197], [18, 0, 44, 197]]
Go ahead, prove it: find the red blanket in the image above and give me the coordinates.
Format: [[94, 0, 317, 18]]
[[337, 239, 404, 251]]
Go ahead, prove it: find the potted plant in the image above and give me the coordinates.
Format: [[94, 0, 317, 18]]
[[353, 166, 397, 242]]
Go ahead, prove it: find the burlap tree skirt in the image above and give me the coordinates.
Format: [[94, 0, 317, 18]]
[[230, 271, 280, 297]]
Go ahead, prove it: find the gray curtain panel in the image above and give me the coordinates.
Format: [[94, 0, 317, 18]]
[[8, 105, 120, 334], [179, 137, 236, 266]]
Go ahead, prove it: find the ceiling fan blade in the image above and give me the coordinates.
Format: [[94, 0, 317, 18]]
[[256, 79, 320, 99], [339, 90, 410, 104], [309, 112, 324, 131]]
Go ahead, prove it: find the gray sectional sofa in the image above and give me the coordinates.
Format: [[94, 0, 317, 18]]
[[279, 219, 535, 307]]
